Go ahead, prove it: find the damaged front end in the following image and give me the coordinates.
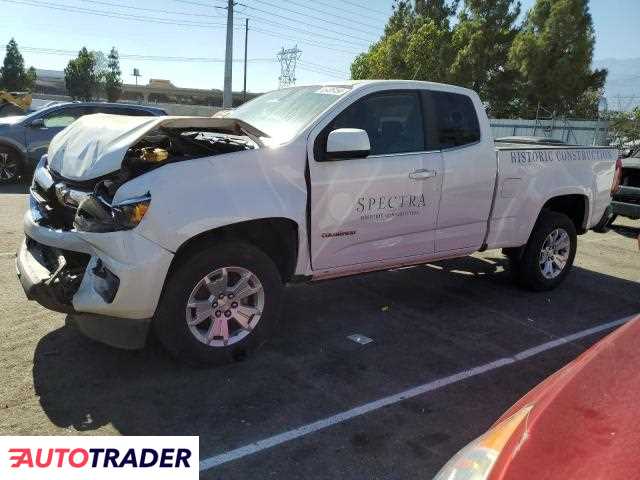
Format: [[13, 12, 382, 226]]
[[18, 114, 260, 347], [39, 119, 258, 233], [17, 237, 89, 313]]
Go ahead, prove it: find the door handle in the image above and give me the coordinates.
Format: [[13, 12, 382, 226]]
[[409, 169, 437, 180]]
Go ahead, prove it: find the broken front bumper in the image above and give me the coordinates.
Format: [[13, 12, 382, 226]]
[[17, 201, 175, 349], [17, 238, 78, 314]]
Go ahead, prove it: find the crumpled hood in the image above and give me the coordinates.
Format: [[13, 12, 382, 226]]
[[48, 113, 267, 181]]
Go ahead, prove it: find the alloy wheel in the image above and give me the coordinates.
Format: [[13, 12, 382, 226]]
[[0, 152, 18, 181], [185, 266, 265, 347], [538, 228, 571, 279]]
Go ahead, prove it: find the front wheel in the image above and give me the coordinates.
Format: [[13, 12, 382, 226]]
[[516, 211, 577, 291], [154, 242, 283, 365]]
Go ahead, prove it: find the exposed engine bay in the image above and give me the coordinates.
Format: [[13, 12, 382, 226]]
[[32, 127, 256, 232], [95, 127, 255, 199]]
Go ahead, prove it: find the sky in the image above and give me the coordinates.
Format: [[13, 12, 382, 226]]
[[1, 0, 639, 93]]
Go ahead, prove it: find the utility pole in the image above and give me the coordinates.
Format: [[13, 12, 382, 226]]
[[222, 0, 234, 108], [243, 18, 249, 103]]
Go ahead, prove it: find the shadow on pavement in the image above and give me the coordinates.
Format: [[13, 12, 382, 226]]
[[32, 254, 640, 439], [0, 182, 29, 194], [611, 223, 640, 241]]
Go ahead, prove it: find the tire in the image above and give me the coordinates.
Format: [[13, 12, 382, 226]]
[[516, 211, 577, 291], [592, 206, 616, 233], [0, 146, 21, 184], [153, 242, 283, 366]]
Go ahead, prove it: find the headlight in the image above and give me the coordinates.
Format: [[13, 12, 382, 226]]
[[111, 195, 151, 230], [74, 193, 151, 232], [433, 406, 533, 480]]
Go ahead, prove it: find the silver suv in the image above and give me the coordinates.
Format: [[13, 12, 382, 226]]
[[0, 102, 166, 183]]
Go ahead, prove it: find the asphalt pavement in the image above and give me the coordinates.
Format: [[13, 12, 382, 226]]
[[0, 182, 638, 479]]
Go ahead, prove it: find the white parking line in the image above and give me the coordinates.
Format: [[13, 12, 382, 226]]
[[200, 315, 636, 472]]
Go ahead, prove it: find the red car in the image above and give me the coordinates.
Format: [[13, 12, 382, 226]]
[[434, 316, 640, 480]]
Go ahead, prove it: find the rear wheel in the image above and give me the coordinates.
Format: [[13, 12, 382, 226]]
[[0, 147, 21, 184], [154, 242, 282, 365], [516, 211, 577, 291]]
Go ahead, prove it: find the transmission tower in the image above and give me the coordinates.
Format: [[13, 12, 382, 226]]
[[277, 45, 302, 89]]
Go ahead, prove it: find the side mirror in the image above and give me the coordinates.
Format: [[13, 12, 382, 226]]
[[30, 118, 45, 129], [325, 128, 370, 160]]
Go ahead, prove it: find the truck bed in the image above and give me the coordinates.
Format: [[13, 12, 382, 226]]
[[485, 143, 618, 249]]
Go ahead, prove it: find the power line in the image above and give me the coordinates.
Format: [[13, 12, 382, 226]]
[[248, 26, 362, 55], [275, 0, 384, 32], [310, 0, 391, 24], [237, 10, 370, 48], [341, 0, 392, 16], [239, 2, 374, 45], [2, 0, 364, 55], [299, 60, 346, 76], [297, 64, 345, 80], [100, 0, 371, 51], [247, 0, 381, 36], [0, 0, 229, 28], [75, 0, 225, 19], [170, 0, 226, 7], [21, 46, 276, 63]]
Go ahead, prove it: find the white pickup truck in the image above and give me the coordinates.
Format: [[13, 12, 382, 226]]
[[17, 80, 617, 364]]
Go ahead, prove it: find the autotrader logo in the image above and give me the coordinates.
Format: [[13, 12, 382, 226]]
[[1, 436, 199, 479]]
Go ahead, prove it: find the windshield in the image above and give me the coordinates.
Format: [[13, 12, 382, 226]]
[[232, 85, 352, 143]]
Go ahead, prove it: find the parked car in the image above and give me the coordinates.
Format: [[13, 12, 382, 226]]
[[434, 316, 640, 480], [0, 102, 166, 183], [610, 149, 640, 221], [17, 80, 617, 364]]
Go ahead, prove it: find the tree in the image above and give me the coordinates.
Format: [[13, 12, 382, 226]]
[[104, 47, 123, 102], [405, 19, 455, 82], [415, 0, 459, 27], [508, 0, 607, 117], [351, 0, 457, 82], [606, 108, 640, 148], [64, 47, 99, 101], [450, 0, 522, 117], [0, 38, 37, 91]]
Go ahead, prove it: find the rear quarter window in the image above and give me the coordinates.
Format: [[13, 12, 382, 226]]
[[430, 92, 480, 148]]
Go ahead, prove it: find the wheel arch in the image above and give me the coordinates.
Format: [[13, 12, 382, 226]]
[[539, 193, 590, 234], [165, 217, 300, 286], [0, 140, 27, 165]]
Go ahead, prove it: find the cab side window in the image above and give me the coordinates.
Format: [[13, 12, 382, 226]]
[[42, 107, 90, 128], [329, 92, 425, 156], [430, 92, 480, 148]]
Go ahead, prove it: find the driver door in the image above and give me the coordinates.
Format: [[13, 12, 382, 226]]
[[308, 90, 444, 270]]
